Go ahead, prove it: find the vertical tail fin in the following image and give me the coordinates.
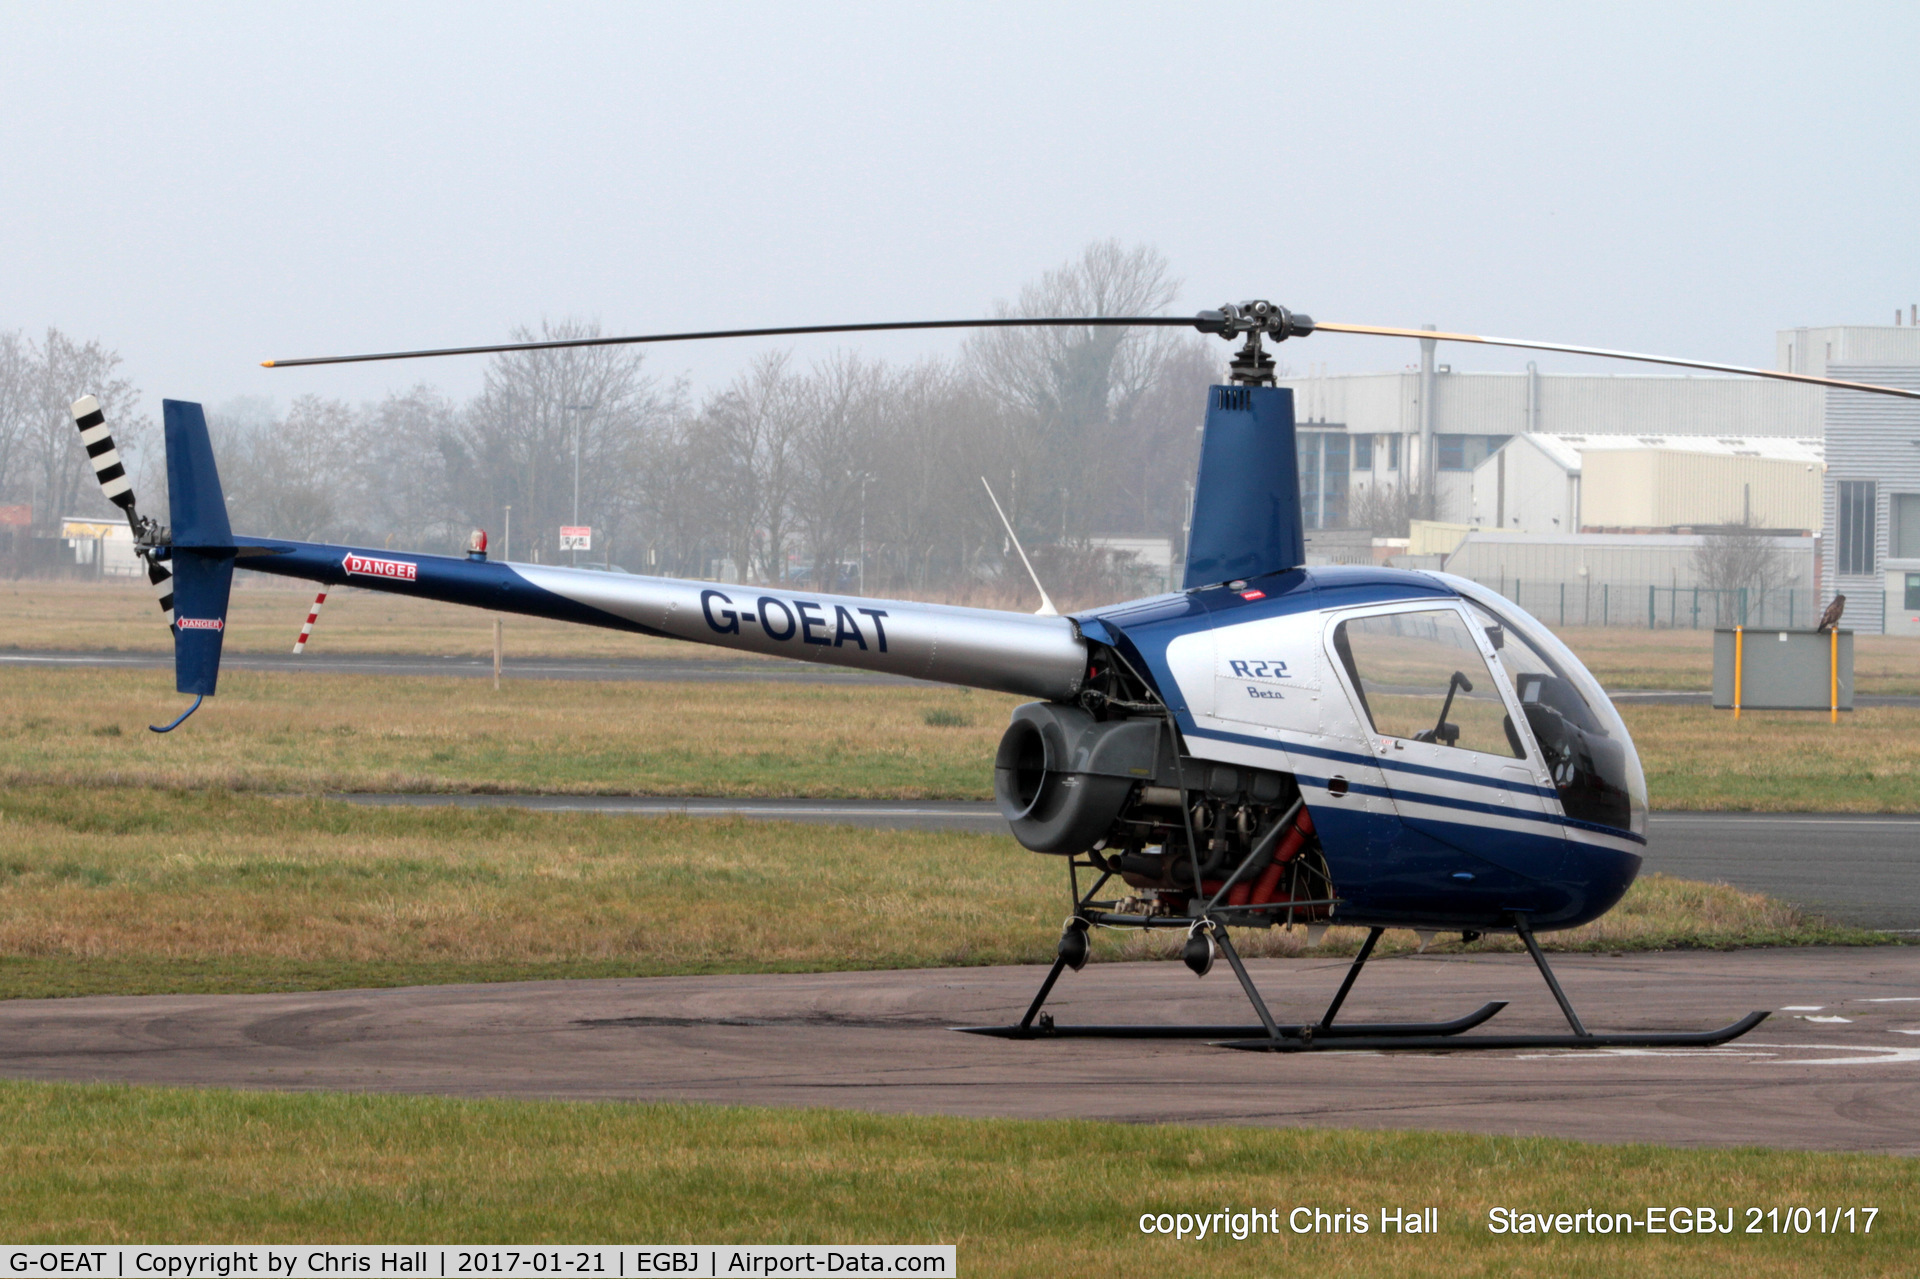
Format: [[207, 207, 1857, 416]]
[[162, 400, 235, 696]]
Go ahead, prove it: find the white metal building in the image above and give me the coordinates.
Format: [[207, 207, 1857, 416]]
[[1283, 367, 1824, 527], [1821, 362, 1920, 635], [1463, 434, 1825, 535]]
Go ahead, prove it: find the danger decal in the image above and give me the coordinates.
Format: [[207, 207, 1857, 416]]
[[343, 553, 419, 582]]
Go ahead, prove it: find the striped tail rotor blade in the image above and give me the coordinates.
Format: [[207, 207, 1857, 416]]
[[292, 591, 327, 653], [148, 556, 176, 629], [70, 395, 138, 514]]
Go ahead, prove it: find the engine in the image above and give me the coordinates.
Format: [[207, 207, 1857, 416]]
[[992, 700, 1332, 921]]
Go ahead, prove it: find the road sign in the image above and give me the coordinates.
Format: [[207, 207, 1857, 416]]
[[560, 525, 592, 551]]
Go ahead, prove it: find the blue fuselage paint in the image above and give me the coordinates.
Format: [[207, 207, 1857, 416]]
[[236, 541, 666, 635], [1078, 564, 1645, 932]]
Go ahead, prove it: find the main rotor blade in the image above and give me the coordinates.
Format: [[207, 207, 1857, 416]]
[[262, 316, 1199, 368], [1315, 322, 1920, 400]]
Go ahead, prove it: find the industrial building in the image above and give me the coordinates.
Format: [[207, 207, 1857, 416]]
[[1811, 328, 1920, 635], [1283, 364, 1822, 529], [1463, 434, 1824, 535]]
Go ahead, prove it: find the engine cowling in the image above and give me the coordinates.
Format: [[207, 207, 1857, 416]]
[[992, 702, 1161, 854]]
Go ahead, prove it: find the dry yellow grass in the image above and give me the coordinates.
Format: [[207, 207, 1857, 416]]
[[4, 664, 1917, 810], [5, 1083, 1913, 1276], [0, 666, 1016, 797], [1553, 625, 1920, 695], [12, 580, 1920, 692], [0, 788, 1876, 1000], [1623, 704, 1920, 811], [0, 576, 767, 660]]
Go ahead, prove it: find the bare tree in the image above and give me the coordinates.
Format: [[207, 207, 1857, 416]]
[[1349, 481, 1434, 539], [20, 329, 144, 531], [353, 385, 466, 549], [790, 353, 891, 588], [694, 352, 804, 582], [1692, 520, 1797, 617], [963, 241, 1184, 541], [0, 331, 34, 508], [455, 319, 678, 563]]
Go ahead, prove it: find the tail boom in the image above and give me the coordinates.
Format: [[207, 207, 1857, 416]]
[[238, 542, 1087, 700]]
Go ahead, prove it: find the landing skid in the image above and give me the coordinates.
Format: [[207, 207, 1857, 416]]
[[1216, 1012, 1771, 1053], [957, 999, 1507, 1041], [957, 910, 1770, 1053]]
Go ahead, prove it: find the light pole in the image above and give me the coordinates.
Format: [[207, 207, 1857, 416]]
[[564, 404, 594, 565], [859, 472, 869, 595]]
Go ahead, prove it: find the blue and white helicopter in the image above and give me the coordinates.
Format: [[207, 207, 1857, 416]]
[[71, 302, 1919, 1051]]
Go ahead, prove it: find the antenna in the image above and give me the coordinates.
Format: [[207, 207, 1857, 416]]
[[980, 477, 1057, 617]]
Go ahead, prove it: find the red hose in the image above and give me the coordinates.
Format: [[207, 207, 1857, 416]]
[[1250, 807, 1315, 905]]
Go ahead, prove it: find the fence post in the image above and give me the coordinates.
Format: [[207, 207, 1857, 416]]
[[1648, 585, 1655, 629], [1739, 587, 1748, 627], [1691, 586, 1699, 629], [1603, 583, 1610, 627], [1559, 581, 1566, 626]]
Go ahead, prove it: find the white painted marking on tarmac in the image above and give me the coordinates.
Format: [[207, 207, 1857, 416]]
[[1800, 1015, 1853, 1023], [1747, 1042, 1920, 1066], [1652, 816, 1920, 827], [1863, 997, 1920, 1002], [1781, 1005, 1825, 1011], [1514, 1049, 1776, 1060]]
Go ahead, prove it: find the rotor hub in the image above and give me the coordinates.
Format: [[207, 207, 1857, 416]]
[[1193, 300, 1315, 386]]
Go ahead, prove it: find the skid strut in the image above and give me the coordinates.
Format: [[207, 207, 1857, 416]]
[[1218, 913, 1770, 1052], [960, 900, 1770, 1051], [959, 924, 1507, 1043]]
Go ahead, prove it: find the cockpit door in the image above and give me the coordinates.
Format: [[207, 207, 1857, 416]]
[[1321, 602, 1566, 880]]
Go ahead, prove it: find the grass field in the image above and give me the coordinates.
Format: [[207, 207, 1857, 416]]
[[8, 580, 1920, 693], [0, 577, 766, 661], [4, 665, 1920, 810], [1552, 625, 1920, 696], [2, 1081, 1912, 1276], [0, 788, 1878, 1000]]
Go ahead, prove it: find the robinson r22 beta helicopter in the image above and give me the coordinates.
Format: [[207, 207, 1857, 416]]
[[69, 301, 1920, 1051]]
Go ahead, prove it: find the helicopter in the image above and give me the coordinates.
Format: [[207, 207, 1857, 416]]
[[67, 301, 1920, 1052]]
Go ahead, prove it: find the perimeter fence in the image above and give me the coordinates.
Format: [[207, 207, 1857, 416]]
[[1457, 580, 1870, 630]]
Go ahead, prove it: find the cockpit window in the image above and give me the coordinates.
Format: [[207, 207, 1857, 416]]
[[1465, 601, 1605, 735], [1334, 609, 1523, 758], [1462, 597, 1635, 830]]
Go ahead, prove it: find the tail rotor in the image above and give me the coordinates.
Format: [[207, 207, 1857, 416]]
[[69, 395, 176, 629]]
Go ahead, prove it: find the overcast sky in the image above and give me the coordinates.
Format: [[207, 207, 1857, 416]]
[[4, 2, 1917, 417]]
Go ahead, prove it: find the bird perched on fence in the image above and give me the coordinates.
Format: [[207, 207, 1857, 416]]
[[1817, 594, 1847, 631]]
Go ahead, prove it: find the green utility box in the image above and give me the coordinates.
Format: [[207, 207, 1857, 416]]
[[1711, 628, 1853, 711]]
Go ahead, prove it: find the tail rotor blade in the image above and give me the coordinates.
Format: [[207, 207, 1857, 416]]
[[148, 556, 176, 628], [70, 395, 139, 513]]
